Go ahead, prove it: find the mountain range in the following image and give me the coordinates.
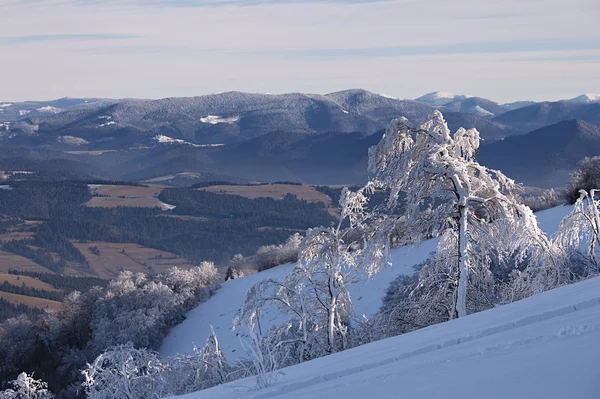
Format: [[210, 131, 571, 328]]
[[2, 89, 600, 188]]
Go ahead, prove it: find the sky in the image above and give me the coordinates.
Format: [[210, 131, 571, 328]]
[[1, 0, 599, 102]]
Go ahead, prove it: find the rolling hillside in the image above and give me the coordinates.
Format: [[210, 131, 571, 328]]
[[478, 120, 600, 187]]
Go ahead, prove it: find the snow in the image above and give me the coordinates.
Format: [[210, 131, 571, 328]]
[[160, 239, 438, 360], [429, 91, 456, 99], [98, 121, 117, 127], [0, 185, 14, 191], [378, 93, 398, 100], [18, 110, 30, 116], [168, 274, 600, 399], [160, 204, 568, 361], [36, 106, 62, 113], [0, 103, 12, 108], [567, 93, 600, 104], [342, 110, 349, 114], [57, 136, 90, 146], [200, 115, 240, 125], [154, 135, 224, 148], [472, 105, 494, 117], [158, 201, 177, 211], [534, 204, 574, 238], [415, 91, 470, 106]]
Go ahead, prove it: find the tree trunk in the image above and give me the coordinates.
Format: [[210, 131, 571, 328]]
[[457, 204, 469, 318], [328, 297, 337, 353]]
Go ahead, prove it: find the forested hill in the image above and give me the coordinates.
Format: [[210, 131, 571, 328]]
[[0, 181, 337, 269]]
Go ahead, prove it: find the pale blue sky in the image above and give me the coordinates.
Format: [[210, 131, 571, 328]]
[[1, 0, 599, 102]]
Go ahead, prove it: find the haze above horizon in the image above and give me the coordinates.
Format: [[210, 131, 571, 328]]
[[1, 0, 599, 102]]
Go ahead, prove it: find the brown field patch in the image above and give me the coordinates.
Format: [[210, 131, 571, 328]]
[[200, 184, 333, 205], [85, 184, 175, 210], [0, 273, 60, 292], [0, 251, 51, 274], [71, 241, 198, 278], [0, 291, 62, 310]]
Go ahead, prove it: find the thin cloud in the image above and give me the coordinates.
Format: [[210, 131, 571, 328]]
[[0, 33, 138, 45], [267, 38, 600, 60]]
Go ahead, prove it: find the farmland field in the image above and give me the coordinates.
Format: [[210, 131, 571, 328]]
[[199, 184, 333, 205], [85, 184, 176, 210], [71, 241, 198, 278], [0, 291, 62, 310], [0, 273, 59, 292], [0, 251, 50, 273]]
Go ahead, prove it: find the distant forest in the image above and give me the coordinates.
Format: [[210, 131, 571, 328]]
[[0, 180, 338, 268]]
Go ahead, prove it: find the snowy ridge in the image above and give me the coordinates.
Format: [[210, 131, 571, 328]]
[[169, 274, 600, 399], [415, 91, 469, 106], [567, 93, 600, 104]]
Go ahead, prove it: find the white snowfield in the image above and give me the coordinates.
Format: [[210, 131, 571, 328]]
[[160, 205, 574, 361], [200, 115, 240, 125], [170, 275, 600, 399]]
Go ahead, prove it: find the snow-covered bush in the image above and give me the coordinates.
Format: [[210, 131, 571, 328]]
[[0, 265, 221, 399], [255, 233, 303, 271], [165, 328, 232, 395], [0, 373, 54, 399], [82, 343, 167, 399]]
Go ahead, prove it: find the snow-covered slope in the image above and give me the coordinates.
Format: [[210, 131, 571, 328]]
[[160, 239, 439, 359], [169, 274, 600, 399], [415, 91, 469, 106], [160, 205, 574, 360], [567, 93, 600, 104]]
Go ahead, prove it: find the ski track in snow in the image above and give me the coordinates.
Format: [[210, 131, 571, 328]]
[[168, 274, 600, 398]]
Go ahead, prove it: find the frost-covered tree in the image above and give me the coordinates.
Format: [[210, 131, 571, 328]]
[[235, 184, 387, 364], [82, 343, 167, 399], [294, 185, 388, 352], [554, 189, 600, 276], [255, 233, 303, 271], [166, 327, 231, 395], [0, 316, 37, 377], [0, 373, 54, 399], [368, 111, 547, 318]]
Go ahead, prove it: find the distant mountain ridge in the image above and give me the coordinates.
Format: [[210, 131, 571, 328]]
[[478, 119, 600, 187], [2, 90, 600, 188]]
